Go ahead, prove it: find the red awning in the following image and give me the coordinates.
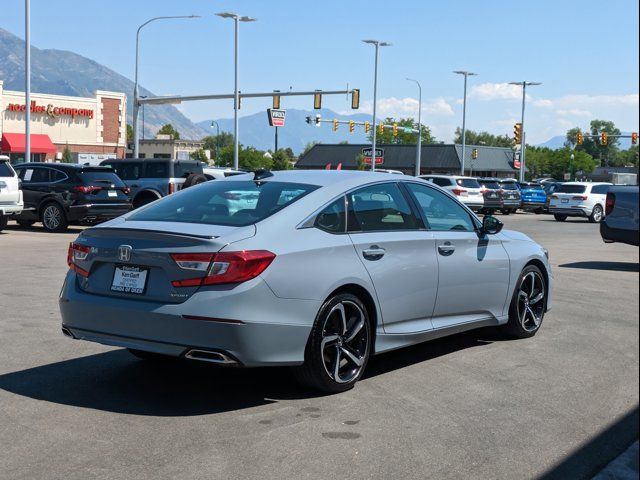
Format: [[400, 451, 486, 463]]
[[1, 133, 56, 154]]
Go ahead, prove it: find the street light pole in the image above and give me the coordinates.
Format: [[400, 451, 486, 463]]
[[25, 0, 31, 162], [454, 71, 477, 175], [406, 78, 422, 176], [210, 120, 220, 163], [133, 15, 199, 159], [510, 81, 541, 182], [217, 12, 256, 171], [363, 40, 391, 172]]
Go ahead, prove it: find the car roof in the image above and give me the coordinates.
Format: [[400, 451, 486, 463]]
[[101, 158, 200, 163], [13, 162, 113, 170], [225, 169, 418, 188], [561, 181, 612, 186]]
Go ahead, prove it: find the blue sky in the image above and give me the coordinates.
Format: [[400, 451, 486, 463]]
[[3, 0, 639, 143]]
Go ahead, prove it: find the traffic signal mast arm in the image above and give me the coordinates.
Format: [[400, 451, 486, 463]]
[[307, 117, 419, 135]]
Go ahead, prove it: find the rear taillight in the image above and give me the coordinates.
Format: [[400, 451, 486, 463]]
[[168, 182, 176, 195], [67, 242, 90, 277], [605, 192, 615, 215], [171, 250, 275, 288], [121, 186, 131, 195], [572, 195, 588, 201], [451, 188, 466, 196], [72, 185, 102, 194]]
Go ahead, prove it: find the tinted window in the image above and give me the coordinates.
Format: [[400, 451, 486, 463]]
[[315, 197, 346, 233], [407, 183, 476, 232], [432, 178, 451, 187], [557, 184, 586, 194], [479, 181, 500, 189], [0, 162, 14, 177], [520, 183, 544, 191], [347, 183, 418, 232], [127, 181, 318, 227], [50, 169, 68, 182], [143, 162, 169, 178], [500, 182, 519, 190], [27, 168, 50, 183], [591, 185, 610, 194], [456, 178, 481, 188], [79, 170, 126, 187], [104, 162, 141, 180], [175, 162, 203, 178]]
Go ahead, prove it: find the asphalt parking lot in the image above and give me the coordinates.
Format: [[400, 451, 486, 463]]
[[0, 214, 638, 480]]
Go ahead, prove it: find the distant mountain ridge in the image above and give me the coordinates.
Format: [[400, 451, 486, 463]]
[[537, 133, 635, 150], [0, 27, 208, 140]]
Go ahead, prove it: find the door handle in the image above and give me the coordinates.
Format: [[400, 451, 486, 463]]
[[438, 242, 456, 256], [362, 245, 386, 261]]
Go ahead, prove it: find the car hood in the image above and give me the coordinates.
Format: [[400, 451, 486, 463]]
[[499, 229, 535, 243]]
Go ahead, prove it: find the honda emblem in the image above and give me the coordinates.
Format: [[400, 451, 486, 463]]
[[118, 245, 132, 262]]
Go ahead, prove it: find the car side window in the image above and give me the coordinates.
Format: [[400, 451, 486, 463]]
[[50, 169, 67, 182], [347, 183, 419, 232], [29, 168, 50, 183], [106, 162, 141, 181], [314, 197, 346, 233], [143, 162, 169, 178], [591, 185, 609, 195], [406, 183, 476, 232], [432, 178, 450, 187]]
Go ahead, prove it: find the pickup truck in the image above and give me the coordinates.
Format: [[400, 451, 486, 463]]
[[600, 185, 639, 246]]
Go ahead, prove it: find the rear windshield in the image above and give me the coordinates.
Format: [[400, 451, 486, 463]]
[[479, 181, 500, 189], [557, 185, 586, 194], [0, 161, 15, 177], [521, 184, 544, 191], [500, 182, 519, 190], [456, 178, 481, 188], [79, 170, 126, 187], [127, 181, 319, 226]]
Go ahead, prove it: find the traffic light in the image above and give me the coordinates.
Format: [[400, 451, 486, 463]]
[[514, 123, 522, 144], [471, 148, 478, 160], [392, 123, 398, 137], [332, 119, 338, 132], [313, 90, 322, 110], [272, 90, 280, 109], [351, 89, 360, 110], [378, 122, 384, 135], [600, 132, 608, 146], [632, 132, 638, 145], [349, 120, 355, 133], [364, 121, 370, 134], [576, 132, 584, 145]]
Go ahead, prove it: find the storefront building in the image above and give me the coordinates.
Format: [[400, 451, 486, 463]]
[[0, 80, 127, 164]]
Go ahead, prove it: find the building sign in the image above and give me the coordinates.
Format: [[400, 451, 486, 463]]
[[6, 101, 94, 119], [267, 108, 286, 127], [513, 152, 521, 169], [362, 147, 384, 165]]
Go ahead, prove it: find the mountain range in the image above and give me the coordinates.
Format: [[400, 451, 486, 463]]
[[0, 27, 208, 140], [537, 134, 635, 150]]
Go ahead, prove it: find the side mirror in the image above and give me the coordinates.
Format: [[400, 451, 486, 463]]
[[481, 215, 503, 235]]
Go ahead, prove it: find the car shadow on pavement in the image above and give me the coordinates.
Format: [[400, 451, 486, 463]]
[[5, 224, 84, 234], [0, 329, 506, 416], [538, 406, 639, 480], [559, 261, 639, 272]]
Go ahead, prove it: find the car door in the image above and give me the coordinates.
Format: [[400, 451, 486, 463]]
[[405, 182, 510, 328], [590, 184, 610, 212], [347, 182, 438, 334], [15, 166, 50, 219]]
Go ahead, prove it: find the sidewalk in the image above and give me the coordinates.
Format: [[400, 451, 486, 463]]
[[593, 441, 639, 480]]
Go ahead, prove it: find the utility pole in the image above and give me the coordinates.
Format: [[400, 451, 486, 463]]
[[363, 40, 391, 172], [510, 81, 542, 182], [25, 0, 30, 162], [454, 71, 478, 175], [406, 78, 422, 176]]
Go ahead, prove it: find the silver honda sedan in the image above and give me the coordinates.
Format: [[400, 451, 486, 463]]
[[60, 170, 552, 393]]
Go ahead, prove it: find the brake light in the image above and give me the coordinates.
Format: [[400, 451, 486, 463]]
[[171, 250, 275, 287], [121, 186, 131, 195], [168, 182, 176, 195], [72, 185, 102, 194], [572, 195, 588, 201], [605, 192, 616, 215], [451, 188, 466, 196], [67, 242, 90, 277]]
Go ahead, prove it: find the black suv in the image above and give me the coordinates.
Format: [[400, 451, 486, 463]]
[[13, 163, 132, 232]]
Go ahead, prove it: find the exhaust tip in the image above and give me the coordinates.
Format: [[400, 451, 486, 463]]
[[184, 349, 238, 365], [61, 326, 75, 339]]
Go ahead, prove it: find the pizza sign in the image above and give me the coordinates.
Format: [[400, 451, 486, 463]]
[[267, 109, 286, 127]]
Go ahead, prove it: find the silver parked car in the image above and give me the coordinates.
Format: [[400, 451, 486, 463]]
[[60, 170, 553, 392]]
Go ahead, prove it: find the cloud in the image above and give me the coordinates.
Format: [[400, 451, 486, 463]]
[[352, 96, 454, 118], [468, 82, 523, 101], [556, 108, 593, 117]]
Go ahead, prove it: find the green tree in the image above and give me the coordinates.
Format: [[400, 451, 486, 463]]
[[202, 132, 234, 153], [355, 153, 366, 171], [368, 118, 435, 145], [216, 144, 273, 170], [566, 120, 621, 166], [126, 124, 134, 142], [525, 146, 598, 180], [61, 143, 73, 163], [157, 124, 180, 140], [454, 128, 513, 147], [190, 148, 209, 163], [615, 146, 639, 167], [272, 149, 294, 170], [301, 141, 319, 157]]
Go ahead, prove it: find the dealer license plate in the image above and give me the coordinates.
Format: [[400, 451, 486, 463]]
[[111, 265, 148, 294]]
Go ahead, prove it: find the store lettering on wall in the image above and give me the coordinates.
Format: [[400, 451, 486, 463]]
[[6, 101, 94, 119]]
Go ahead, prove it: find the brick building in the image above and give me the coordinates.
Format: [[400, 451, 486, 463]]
[[0, 80, 127, 164]]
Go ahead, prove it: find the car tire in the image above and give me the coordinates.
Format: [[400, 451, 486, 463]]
[[535, 208, 543, 214], [501, 264, 546, 339], [127, 348, 176, 362], [182, 173, 208, 189], [41, 202, 68, 233], [16, 220, 35, 228], [501, 209, 511, 215], [554, 214, 567, 222], [0, 215, 7, 232], [589, 204, 603, 223], [133, 193, 159, 209], [293, 293, 371, 393]]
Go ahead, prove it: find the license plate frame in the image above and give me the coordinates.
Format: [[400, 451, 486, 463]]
[[108, 190, 118, 197], [110, 265, 149, 295]]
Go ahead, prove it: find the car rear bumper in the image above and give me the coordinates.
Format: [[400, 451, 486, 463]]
[[549, 206, 589, 217], [59, 271, 318, 366], [68, 203, 132, 224], [0, 202, 24, 215], [501, 199, 521, 208], [600, 222, 640, 246], [481, 198, 502, 209], [521, 201, 546, 210], [461, 200, 484, 210]]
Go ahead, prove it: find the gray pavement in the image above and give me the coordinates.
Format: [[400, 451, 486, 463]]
[[0, 214, 638, 480]]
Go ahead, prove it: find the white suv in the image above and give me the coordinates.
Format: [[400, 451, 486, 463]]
[[419, 175, 484, 211], [548, 182, 611, 223], [0, 155, 24, 232]]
